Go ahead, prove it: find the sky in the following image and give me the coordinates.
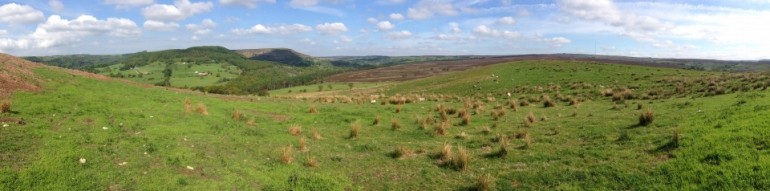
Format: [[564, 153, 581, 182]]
[[0, 0, 768, 60]]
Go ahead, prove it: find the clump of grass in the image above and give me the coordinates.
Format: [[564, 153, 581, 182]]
[[434, 122, 450, 136], [509, 100, 518, 111], [0, 100, 11, 113], [196, 103, 208, 115], [461, 113, 471, 126], [440, 110, 449, 122], [246, 118, 256, 126], [308, 105, 318, 114], [395, 105, 402, 113], [373, 115, 381, 125], [311, 129, 323, 140], [232, 110, 243, 121], [392, 146, 413, 159], [541, 115, 549, 122], [280, 147, 294, 164], [519, 100, 530, 107], [481, 126, 491, 135], [455, 131, 468, 139], [637, 103, 643, 110], [543, 95, 556, 107], [526, 112, 536, 124], [391, 119, 401, 130], [571, 110, 578, 117], [452, 146, 469, 171], [672, 130, 680, 148], [349, 122, 361, 138], [298, 137, 307, 151], [476, 174, 495, 191], [437, 143, 453, 162], [183, 98, 191, 113], [304, 155, 317, 167], [288, 124, 302, 136], [569, 98, 580, 106], [639, 109, 654, 126], [522, 133, 532, 149], [457, 109, 468, 118], [495, 137, 509, 157]]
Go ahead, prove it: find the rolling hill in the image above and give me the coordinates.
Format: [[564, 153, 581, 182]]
[[235, 48, 315, 67], [2, 52, 770, 190]]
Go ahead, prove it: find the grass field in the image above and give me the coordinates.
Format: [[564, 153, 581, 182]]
[[95, 62, 240, 88], [2, 59, 770, 190]]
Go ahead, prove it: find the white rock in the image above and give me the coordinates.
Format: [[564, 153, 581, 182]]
[[186, 166, 195, 170], [79, 158, 86, 164], [118, 162, 127, 166], [370, 100, 377, 103], [2, 123, 8, 127], [102, 126, 109, 130]]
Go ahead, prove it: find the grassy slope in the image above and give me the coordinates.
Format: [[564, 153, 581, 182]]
[[2, 60, 770, 190], [97, 62, 241, 88]]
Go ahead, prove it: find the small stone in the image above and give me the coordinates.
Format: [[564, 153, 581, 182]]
[[102, 126, 109, 130], [186, 166, 195, 170], [79, 158, 86, 164], [118, 162, 127, 166], [2, 123, 8, 127]]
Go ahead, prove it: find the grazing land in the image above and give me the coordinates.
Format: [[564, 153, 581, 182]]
[[2, 52, 770, 190]]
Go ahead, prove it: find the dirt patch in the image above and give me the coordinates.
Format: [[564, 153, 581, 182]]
[[0, 53, 43, 99]]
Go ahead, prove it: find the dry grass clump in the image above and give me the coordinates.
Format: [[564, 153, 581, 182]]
[[525, 112, 536, 124], [349, 122, 361, 138], [569, 98, 580, 106], [304, 155, 318, 167], [672, 130, 680, 148], [481, 126, 491, 135], [392, 146, 414, 159], [639, 109, 654, 126], [280, 147, 294, 164], [455, 131, 468, 139], [491, 109, 506, 121], [288, 124, 302, 136], [457, 109, 468, 118], [308, 105, 318, 114], [476, 174, 495, 191], [196, 103, 208, 115], [453, 146, 469, 171], [519, 100, 530, 107], [461, 113, 471, 126], [509, 100, 518, 111], [541, 115, 549, 122], [522, 132, 532, 149], [543, 95, 556, 107], [232, 110, 243, 121], [391, 119, 401, 130], [373, 115, 381, 126], [246, 118, 256, 126], [311, 129, 323, 140], [395, 105, 402, 113], [298, 137, 307, 151], [438, 143, 453, 161], [183, 98, 191, 113], [1, 100, 11, 113], [434, 122, 450, 136]]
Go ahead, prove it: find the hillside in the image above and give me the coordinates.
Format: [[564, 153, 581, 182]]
[[3, 54, 770, 189], [235, 48, 315, 67]]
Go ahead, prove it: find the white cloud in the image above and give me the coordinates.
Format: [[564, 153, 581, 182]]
[[367, 17, 378, 24], [143, 20, 179, 31], [473, 25, 519, 39], [315, 22, 347, 35], [407, 0, 458, 20], [559, 0, 670, 38], [0, 3, 45, 25], [449, 22, 462, 33], [103, 0, 154, 8], [340, 35, 353, 43], [387, 30, 412, 40], [49, 0, 64, 11], [142, 0, 213, 22], [389, 13, 404, 21], [232, 24, 312, 35], [290, 0, 320, 7], [377, 21, 395, 31], [0, 15, 141, 51], [220, 0, 275, 8], [497, 16, 515, 25], [186, 19, 216, 34]]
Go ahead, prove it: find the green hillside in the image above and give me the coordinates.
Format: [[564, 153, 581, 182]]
[[3, 56, 770, 190]]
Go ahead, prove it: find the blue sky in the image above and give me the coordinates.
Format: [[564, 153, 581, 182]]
[[0, 0, 768, 60]]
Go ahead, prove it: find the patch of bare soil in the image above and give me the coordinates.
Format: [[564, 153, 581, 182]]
[[0, 53, 43, 99]]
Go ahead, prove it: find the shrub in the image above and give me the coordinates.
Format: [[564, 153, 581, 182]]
[[391, 119, 401, 130], [639, 110, 654, 126], [288, 124, 302, 136], [476, 174, 495, 191], [196, 103, 208, 115], [349, 122, 360, 138], [308, 105, 318, 114], [232, 110, 243, 121], [280, 147, 294, 164]]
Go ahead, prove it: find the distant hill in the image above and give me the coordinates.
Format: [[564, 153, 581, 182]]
[[235, 48, 315, 67]]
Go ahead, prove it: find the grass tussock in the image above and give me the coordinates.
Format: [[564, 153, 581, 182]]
[[280, 147, 294, 164], [392, 146, 414, 159], [246, 118, 256, 126], [395, 105, 402, 113], [461, 113, 471, 126], [311, 129, 323, 140], [196, 103, 208, 115], [509, 100, 518, 111], [476, 174, 495, 191], [304, 155, 318, 167], [452, 146, 469, 171], [288, 124, 302, 136], [672, 130, 680, 148], [373, 115, 381, 125], [519, 100, 530, 107], [526, 112, 536, 124], [434, 122, 450, 136], [183, 98, 191, 113], [438, 143, 453, 161], [639, 109, 654, 126], [298, 137, 307, 151], [481, 126, 491, 135], [522, 132, 532, 149], [232, 110, 243, 121], [455, 131, 468, 139], [543, 95, 556, 108], [391, 119, 401, 130], [349, 122, 361, 138], [308, 105, 318, 114], [569, 98, 580, 106], [1, 100, 10, 113]]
